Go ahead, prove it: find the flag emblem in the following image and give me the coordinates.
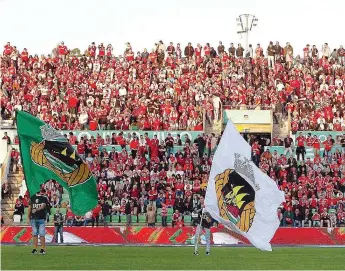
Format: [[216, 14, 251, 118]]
[[17, 112, 98, 215], [215, 169, 256, 232], [30, 125, 91, 187], [205, 121, 285, 250]]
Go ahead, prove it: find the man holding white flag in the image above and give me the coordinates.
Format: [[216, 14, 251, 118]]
[[204, 120, 285, 251]]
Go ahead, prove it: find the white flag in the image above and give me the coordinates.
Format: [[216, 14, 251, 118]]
[[205, 120, 285, 251]]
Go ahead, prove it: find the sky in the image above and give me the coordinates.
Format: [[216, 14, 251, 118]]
[[0, 0, 344, 57]]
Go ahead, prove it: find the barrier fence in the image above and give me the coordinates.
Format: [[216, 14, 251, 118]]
[[1, 226, 344, 245], [265, 145, 343, 160], [0, 130, 203, 144]]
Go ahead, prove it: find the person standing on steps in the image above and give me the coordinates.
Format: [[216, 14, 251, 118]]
[[28, 187, 49, 255]]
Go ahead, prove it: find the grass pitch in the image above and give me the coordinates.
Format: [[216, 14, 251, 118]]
[[1, 246, 344, 270]]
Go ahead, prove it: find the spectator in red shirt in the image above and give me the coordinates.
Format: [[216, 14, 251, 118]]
[[295, 132, 306, 161], [323, 135, 334, 163], [312, 135, 321, 157], [92, 203, 102, 227], [172, 210, 180, 227], [130, 136, 139, 158], [161, 204, 168, 226], [69, 132, 77, 145], [175, 216, 185, 228], [66, 208, 75, 226], [251, 140, 261, 166], [77, 138, 86, 160], [320, 208, 330, 227]]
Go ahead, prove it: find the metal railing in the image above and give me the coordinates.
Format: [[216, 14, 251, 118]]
[[202, 107, 206, 133]]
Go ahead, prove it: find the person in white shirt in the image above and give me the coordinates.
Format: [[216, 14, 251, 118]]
[[319, 81, 329, 90], [158, 40, 166, 54], [322, 43, 331, 58], [166, 166, 176, 178], [335, 76, 343, 88], [119, 85, 127, 97], [195, 91, 204, 102], [333, 116, 343, 124], [85, 153, 93, 164], [107, 168, 115, 180], [247, 44, 253, 58], [86, 96, 95, 107], [276, 80, 285, 92], [317, 117, 326, 130], [165, 85, 174, 96], [79, 110, 88, 130], [83, 211, 93, 226], [93, 61, 100, 72], [212, 95, 221, 121]]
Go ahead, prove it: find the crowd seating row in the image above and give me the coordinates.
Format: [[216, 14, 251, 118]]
[[6, 129, 345, 227], [1, 41, 345, 133]]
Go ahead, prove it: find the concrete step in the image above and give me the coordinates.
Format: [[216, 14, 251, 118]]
[[8, 175, 24, 182], [3, 218, 13, 225], [1, 194, 19, 204], [2, 209, 14, 215], [8, 174, 24, 179], [8, 186, 20, 194], [8, 172, 24, 176], [1, 203, 15, 210]]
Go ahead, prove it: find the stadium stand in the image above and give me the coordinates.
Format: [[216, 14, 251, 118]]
[[1, 41, 345, 227]]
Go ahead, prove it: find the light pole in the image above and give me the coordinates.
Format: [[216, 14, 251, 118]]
[[236, 14, 258, 56]]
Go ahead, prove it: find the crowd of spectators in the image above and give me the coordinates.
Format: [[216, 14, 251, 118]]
[[9, 132, 218, 227], [257, 133, 345, 227], [1, 40, 345, 227], [5, 129, 344, 228], [1, 41, 344, 132], [61, 131, 217, 227]]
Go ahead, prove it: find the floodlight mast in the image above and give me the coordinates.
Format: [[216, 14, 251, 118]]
[[236, 14, 258, 55]]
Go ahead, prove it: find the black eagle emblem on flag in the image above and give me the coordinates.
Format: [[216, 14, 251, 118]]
[[215, 169, 256, 232]]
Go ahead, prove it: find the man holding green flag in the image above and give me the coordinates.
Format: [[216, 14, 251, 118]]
[[16, 111, 98, 252]]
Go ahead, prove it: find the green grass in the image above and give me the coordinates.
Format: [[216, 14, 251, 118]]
[[1, 246, 344, 270]]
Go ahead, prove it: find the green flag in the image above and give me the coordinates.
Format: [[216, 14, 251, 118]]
[[16, 110, 98, 215]]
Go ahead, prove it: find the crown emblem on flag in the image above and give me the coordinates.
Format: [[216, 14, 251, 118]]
[[234, 153, 260, 191], [40, 125, 63, 141]]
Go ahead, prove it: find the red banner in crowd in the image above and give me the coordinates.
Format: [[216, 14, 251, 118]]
[[1, 226, 344, 245]]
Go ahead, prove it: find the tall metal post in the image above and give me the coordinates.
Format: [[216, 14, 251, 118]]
[[236, 14, 258, 56], [245, 15, 249, 54]]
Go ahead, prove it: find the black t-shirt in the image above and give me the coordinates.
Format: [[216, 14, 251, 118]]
[[102, 203, 111, 216], [201, 213, 212, 229], [284, 137, 292, 148], [53, 213, 64, 226], [14, 203, 24, 214], [340, 138, 345, 148], [30, 193, 49, 220]]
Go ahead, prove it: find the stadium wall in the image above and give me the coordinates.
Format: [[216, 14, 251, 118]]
[[222, 110, 272, 133], [0, 130, 203, 143], [265, 145, 343, 160], [1, 226, 344, 245]]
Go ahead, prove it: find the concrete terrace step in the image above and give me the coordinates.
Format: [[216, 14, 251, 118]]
[[1, 203, 15, 210]]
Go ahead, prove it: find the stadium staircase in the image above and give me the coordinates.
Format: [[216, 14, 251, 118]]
[[204, 119, 223, 135], [272, 114, 290, 139], [1, 171, 23, 224], [204, 105, 223, 136]]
